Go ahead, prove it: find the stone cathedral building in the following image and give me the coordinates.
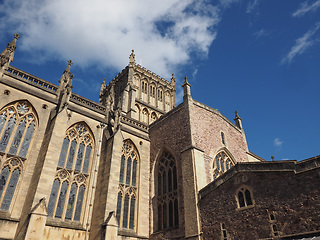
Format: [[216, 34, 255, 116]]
[[0, 34, 319, 240]]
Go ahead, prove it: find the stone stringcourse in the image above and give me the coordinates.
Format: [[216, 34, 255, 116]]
[[121, 115, 148, 131]]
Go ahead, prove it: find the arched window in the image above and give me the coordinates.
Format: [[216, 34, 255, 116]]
[[236, 187, 254, 209], [0, 158, 22, 211], [116, 140, 139, 230], [142, 108, 149, 124], [212, 151, 234, 180], [150, 112, 158, 123], [156, 151, 179, 231], [0, 101, 37, 157], [47, 123, 93, 221]]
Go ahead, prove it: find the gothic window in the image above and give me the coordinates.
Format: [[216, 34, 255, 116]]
[[165, 92, 171, 110], [47, 123, 93, 222], [0, 101, 37, 157], [150, 112, 158, 124], [0, 158, 22, 211], [237, 187, 254, 209], [142, 108, 149, 124], [221, 223, 228, 240], [157, 151, 179, 231], [212, 151, 234, 181], [150, 86, 155, 97], [141, 81, 148, 94], [116, 140, 139, 230], [158, 90, 163, 101]]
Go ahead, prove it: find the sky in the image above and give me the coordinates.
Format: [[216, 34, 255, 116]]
[[0, 0, 319, 161]]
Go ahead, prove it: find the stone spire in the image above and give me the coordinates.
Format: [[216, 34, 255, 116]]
[[57, 60, 74, 113], [1, 33, 20, 76], [234, 111, 243, 129], [171, 73, 176, 86], [182, 76, 191, 100]]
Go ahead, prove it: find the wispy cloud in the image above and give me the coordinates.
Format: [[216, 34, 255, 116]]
[[292, 0, 320, 17], [246, 0, 260, 13], [0, 0, 226, 79], [254, 29, 269, 39], [281, 22, 320, 64], [274, 138, 284, 147]]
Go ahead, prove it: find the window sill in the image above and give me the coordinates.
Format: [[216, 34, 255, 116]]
[[46, 218, 85, 230], [236, 205, 255, 211]]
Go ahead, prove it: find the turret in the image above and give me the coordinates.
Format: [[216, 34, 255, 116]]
[[182, 76, 191, 101]]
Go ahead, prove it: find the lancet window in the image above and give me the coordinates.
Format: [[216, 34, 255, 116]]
[[0, 101, 37, 157], [212, 151, 234, 181], [116, 140, 139, 230], [47, 123, 93, 222], [157, 151, 179, 231], [236, 187, 254, 209], [0, 158, 22, 211], [157, 90, 163, 101], [150, 112, 158, 123]]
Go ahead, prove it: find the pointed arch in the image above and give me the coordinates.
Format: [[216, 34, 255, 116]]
[[0, 157, 23, 211], [48, 122, 94, 222], [116, 139, 139, 230], [212, 148, 235, 181], [150, 112, 158, 124], [0, 100, 38, 157], [155, 149, 179, 231]]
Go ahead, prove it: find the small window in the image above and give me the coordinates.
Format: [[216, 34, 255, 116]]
[[213, 151, 234, 180], [221, 132, 225, 145], [237, 187, 254, 209], [221, 223, 228, 240]]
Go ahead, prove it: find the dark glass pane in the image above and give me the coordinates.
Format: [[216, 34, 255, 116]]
[[122, 194, 129, 228], [222, 223, 225, 229], [220, 159, 225, 173], [0, 115, 16, 152], [126, 157, 132, 185], [0, 111, 7, 134], [221, 132, 225, 145], [55, 181, 68, 218], [66, 140, 77, 169], [216, 158, 220, 171], [226, 161, 230, 171], [158, 204, 162, 230], [0, 166, 10, 199], [163, 203, 167, 229], [74, 185, 85, 221], [116, 192, 122, 224], [75, 143, 85, 172], [223, 230, 227, 238], [245, 189, 253, 206], [1, 168, 20, 210], [58, 138, 70, 168], [19, 121, 35, 157], [174, 199, 179, 227], [168, 169, 172, 192], [65, 183, 77, 220], [273, 224, 277, 232], [47, 179, 60, 217], [9, 118, 26, 155], [119, 155, 125, 183], [162, 171, 166, 194], [169, 200, 173, 227], [173, 166, 177, 190], [238, 191, 245, 207], [158, 172, 162, 195], [129, 196, 135, 229], [270, 213, 275, 220], [82, 145, 91, 174], [132, 159, 137, 187]]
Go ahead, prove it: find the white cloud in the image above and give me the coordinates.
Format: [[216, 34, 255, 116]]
[[274, 138, 284, 147], [292, 0, 320, 17], [0, 0, 222, 79], [246, 0, 259, 13], [254, 29, 269, 38], [281, 22, 320, 64]]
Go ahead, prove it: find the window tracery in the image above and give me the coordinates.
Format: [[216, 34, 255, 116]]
[[0, 158, 22, 211], [150, 112, 158, 123], [212, 151, 234, 180], [47, 123, 93, 222], [0, 101, 36, 157], [116, 140, 139, 230], [156, 151, 179, 231]]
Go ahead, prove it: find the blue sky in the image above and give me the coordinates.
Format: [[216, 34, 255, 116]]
[[0, 0, 319, 161]]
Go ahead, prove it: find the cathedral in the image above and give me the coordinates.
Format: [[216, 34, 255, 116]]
[[0, 34, 319, 240]]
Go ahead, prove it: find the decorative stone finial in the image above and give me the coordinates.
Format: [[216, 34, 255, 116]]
[[234, 111, 243, 129], [1, 33, 20, 69], [182, 76, 191, 100], [14, 33, 20, 40], [171, 73, 176, 85], [129, 49, 135, 64], [271, 155, 275, 161]]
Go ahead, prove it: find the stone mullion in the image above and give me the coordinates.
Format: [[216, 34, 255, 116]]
[[62, 138, 72, 168], [15, 117, 30, 156], [79, 141, 87, 173], [61, 177, 72, 220]]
